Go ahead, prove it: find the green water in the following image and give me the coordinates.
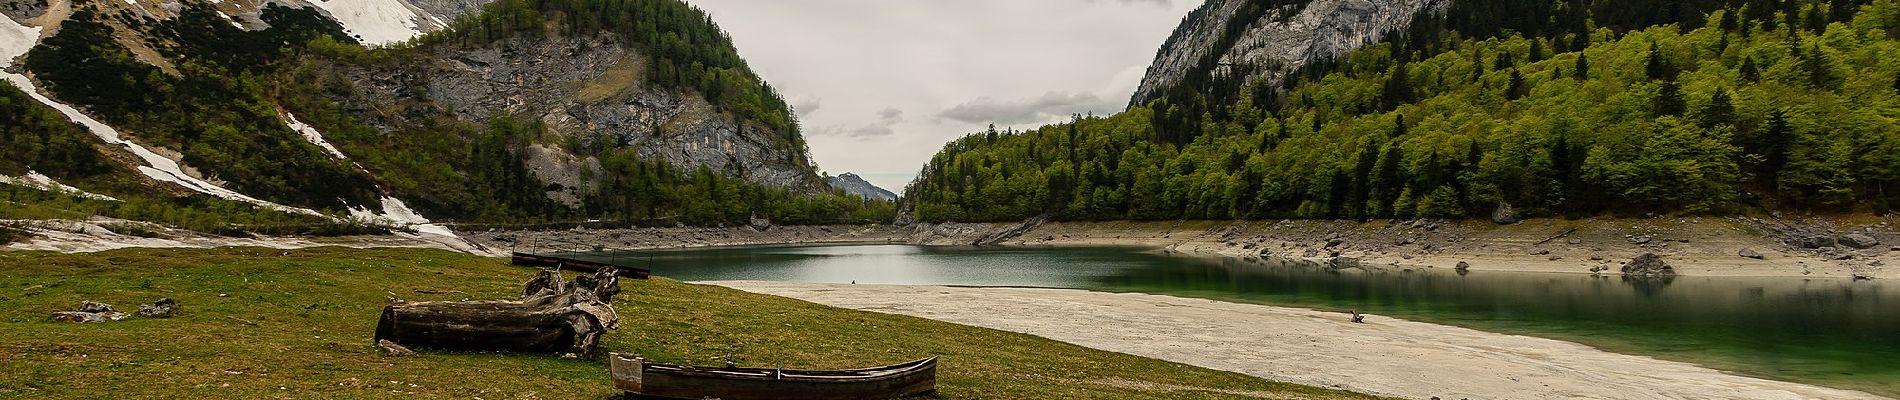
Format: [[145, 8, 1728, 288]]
[[579, 244, 1900, 396]]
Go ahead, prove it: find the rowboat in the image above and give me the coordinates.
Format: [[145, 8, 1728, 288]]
[[609, 353, 938, 400]]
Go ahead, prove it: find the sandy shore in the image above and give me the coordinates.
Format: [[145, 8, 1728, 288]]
[[712, 281, 1886, 400]]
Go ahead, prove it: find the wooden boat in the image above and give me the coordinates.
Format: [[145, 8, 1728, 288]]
[[510, 252, 651, 279], [609, 353, 938, 400]]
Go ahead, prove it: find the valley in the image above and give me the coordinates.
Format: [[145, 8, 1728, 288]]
[[5, 0, 1900, 399]]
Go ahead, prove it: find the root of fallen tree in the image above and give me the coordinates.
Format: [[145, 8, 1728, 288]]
[[373, 267, 622, 356]]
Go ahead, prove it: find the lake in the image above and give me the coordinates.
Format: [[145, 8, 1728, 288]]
[[574, 244, 1900, 397]]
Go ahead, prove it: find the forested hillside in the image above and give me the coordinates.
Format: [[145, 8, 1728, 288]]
[[907, 0, 1900, 222], [3, 0, 891, 232]]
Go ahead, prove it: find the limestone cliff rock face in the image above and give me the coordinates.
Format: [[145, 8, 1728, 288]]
[[341, 35, 823, 201], [1131, 0, 1450, 105]]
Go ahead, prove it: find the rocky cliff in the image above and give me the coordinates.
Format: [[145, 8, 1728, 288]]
[[340, 34, 824, 205], [1130, 0, 1450, 105]]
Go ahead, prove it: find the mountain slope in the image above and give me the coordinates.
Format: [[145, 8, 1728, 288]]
[[1, 0, 889, 233], [1131, 0, 1450, 107], [827, 173, 898, 202], [908, 0, 1900, 222]]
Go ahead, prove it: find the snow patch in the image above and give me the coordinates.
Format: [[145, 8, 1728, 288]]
[[0, 72, 328, 217], [282, 112, 349, 160], [306, 0, 429, 45], [348, 196, 476, 252], [0, 15, 40, 68], [0, 170, 120, 201]]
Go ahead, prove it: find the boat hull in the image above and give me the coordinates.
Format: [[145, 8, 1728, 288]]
[[610, 353, 937, 400]]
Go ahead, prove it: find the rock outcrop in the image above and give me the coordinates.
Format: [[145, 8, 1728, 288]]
[[340, 34, 825, 197], [1839, 234, 1880, 249], [1131, 0, 1452, 105]]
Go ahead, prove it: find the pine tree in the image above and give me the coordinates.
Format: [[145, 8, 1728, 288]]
[[1529, 39, 1546, 62], [1645, 42, 1676, 81], [1507, 68, 1528, 100], [1381, 62, 1412, 110], [1696, 87, 1736, 128], [1653, 79, 1687, 117], [1574, 52, 1590, 80], [1739, 56, 1761, 83]]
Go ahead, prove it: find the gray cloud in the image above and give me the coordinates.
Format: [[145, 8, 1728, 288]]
[[792, 97, 822, 117], [937, 91, 1121, 125], [815, 107, 906, 138], [850, 124, 896, 137]]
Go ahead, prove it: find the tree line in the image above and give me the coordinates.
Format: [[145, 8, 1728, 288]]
[[908, 1, 1900, 222]]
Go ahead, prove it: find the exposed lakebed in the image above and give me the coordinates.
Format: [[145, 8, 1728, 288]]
[[575, 244, 1900, 397]]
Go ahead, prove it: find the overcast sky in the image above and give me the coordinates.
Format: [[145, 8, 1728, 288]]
[[687, 0, 1199, 193]]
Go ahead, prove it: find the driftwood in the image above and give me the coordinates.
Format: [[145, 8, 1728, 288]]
[[373, 267, 622, 356], [1534, 228, 1579, 245]]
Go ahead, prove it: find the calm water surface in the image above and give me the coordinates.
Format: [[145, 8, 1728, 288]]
[[576, 244, 1900, 396]]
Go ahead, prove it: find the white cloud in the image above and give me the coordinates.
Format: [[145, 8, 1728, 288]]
[[691, 0, 1199, 192], [937, 91, 1121, 125]]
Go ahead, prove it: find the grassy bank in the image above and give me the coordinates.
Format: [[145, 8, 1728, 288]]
[[0, 247, 1376, 399]]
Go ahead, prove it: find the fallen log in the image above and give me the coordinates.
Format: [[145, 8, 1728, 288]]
[[374, 267, 622, 356], [510, 253, 651, 279]]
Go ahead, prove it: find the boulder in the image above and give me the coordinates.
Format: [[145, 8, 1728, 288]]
[[1800, 236, 1838, 249], [51, 301, 129, 323], [1620, 253, 1677, 277], [1491, 203, 1521, 225], [1325, 238, 1345, 248], [1454, 261, 1471, 271], [1838, 234, 1880, 249], [1738, 248, 1764, 260], [747, 214, 772, 231], [137, 298, 176, 318]]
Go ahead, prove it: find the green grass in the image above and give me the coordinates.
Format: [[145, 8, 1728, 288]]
[[0, 247, 1378, 399]]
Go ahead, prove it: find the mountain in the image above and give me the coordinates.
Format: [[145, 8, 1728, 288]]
[[0, 0, 891, 234], [906, 0, 1900, 223], [1131, 0, 1450, 107], [827, 173, 898, 202]]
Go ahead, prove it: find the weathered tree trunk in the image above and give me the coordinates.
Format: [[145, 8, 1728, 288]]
[[374, 267, 621, 356]]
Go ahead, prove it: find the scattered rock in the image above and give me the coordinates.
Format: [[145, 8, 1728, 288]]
[[1620, 253, 1677, 277], [1530, 249, 1550, 256], [1301, 248, 1320, 258], [1567, 238, 1582, 245], [1738, 248, 1764, 260], [1853, 273, 1874, 281], [1800, 236, 1838, 249], [1630, 236, 1652, 245], [1589, 255, 1605, 261], [1454, 261, 1471, 271], [378, 339, 416, 357], [1839, 234, 1880, 249], [1491, 203, 1520, 225], [51, 301, 129, 323], [77, 301, 114, 313], [137, 298, 176, 318], [1325, 238, 1345, 248]]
